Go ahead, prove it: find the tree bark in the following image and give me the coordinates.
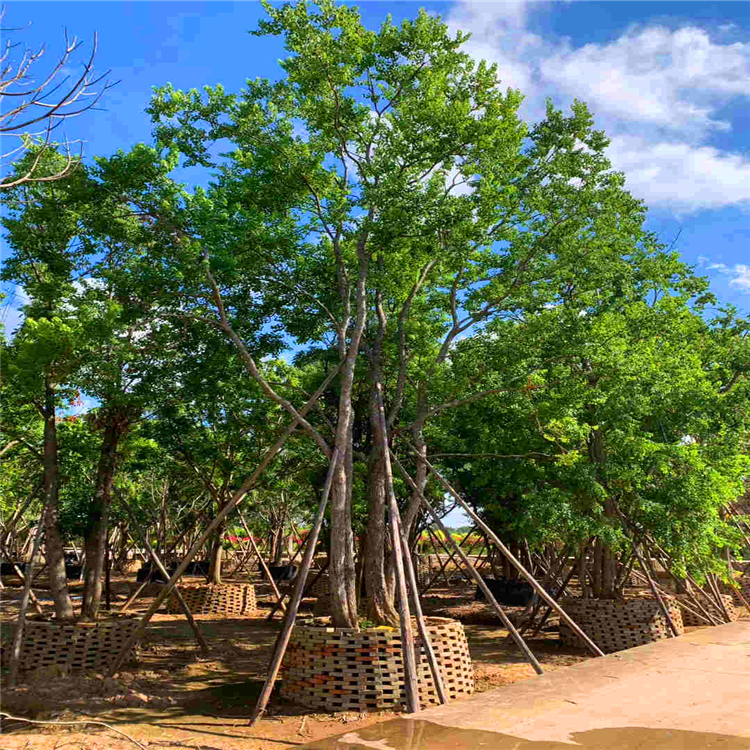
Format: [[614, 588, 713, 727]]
[[329, 354, 359, 628], [363, 315, 399, 626], [43, 373, 75, 621], [209, 524, 224, 584], [82, 413, 128, 620]]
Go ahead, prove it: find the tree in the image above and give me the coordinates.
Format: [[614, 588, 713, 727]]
[[432, 294, 749, 595], [1, 146, 182, 618], [144, 0, 728, 625]]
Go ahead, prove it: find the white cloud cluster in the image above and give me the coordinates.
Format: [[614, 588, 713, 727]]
[[708, 263, 750, 292], [445, 2, 750, 214]]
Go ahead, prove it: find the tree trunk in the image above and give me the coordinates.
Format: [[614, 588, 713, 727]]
[[272, 526, 284, 565], [329, 355, 359, 628], [82, 415, 126, 620], [209, 523, 224, 584], [363, 343, 399, 626], [588, 424, 617, 599], [43, 373, 75, 621]]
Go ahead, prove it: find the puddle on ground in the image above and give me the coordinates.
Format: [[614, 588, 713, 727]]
[[304, 719, 750, 749]]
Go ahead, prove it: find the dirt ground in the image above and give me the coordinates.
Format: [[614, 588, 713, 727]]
[[0, 571, 695, 750]]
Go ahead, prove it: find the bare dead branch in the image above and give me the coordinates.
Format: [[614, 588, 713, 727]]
[[0, 18, 117, 189]]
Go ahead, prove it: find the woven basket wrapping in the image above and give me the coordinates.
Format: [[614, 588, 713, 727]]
[[559, 596, 684, 654], [675, 594, 738, 626], [0, 616, 140, 674], [166, 583, 256, 616], [280, 616, 474, 712]]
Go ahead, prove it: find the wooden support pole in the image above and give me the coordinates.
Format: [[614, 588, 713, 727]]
[[395, 511, 448, 705], [105, 369, 338, 679], [446, 530, 483, 584], [505, 544, 572, 645], [421, 526, 461, 592], [249, 448, 339, 726], [405, 449, 605, 658], [645, 540, 722, 625], [137, 528, 210, 655], [0, 543, 44, 616], [391, 452, 545, 675], [119, 579, 150, 612], [707, 573, 732, 623], [8, 498, 48, 687], [683, 571, 729, 624], [238, 510, 286, 615], [529, 563, 578, 638], [628, 536, 681, 638], [375, 387, 419, 713], [266, 560, 330, 621]]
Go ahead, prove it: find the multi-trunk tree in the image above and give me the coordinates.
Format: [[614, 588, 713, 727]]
[[145, 0, 728, 624]]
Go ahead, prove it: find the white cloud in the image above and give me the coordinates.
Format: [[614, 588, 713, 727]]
[[605, 136, 750, 213], [541, 26, 750, 138], [445, 2, 750, 214], [705, 263, 750, 292], [729, 265, 750, 291]]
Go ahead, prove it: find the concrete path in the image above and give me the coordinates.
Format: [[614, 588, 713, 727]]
[[303, 620, 750, 749]]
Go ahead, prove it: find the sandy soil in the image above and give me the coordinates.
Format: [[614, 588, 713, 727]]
[[0, 573, 664, 750]]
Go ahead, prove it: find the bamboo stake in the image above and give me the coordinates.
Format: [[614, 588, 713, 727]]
[[266, 560, 330, 621], [375, 387, 419, 713], [136, 527, 210, 655], [0, 543, 44, 616], [404, 449, 605, 658], [8, 498, 48, 686], [119, 579, 150, 612], [707, 573, 732, 623], [238, 509, 286, 615], [628, 535, 680, 638], [391, 452, 544, 675], [105, 369, 338, 679], [249, 447, 339, 726], [395, 511, 448, 705]]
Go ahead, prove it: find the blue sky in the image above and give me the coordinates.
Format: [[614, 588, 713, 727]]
[[2, 1, 749, 337], [2, 1, 748, 526]]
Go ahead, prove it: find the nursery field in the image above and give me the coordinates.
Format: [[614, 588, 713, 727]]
[[0, 573, 594, 750]]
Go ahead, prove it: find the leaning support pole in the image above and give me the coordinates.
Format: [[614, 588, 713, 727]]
[[505, 544, 571, 645], [391, 452, 544, 675], [707, 573, 733, 623], [249, 448, 339, 726], [375, 389, 419, 714], [403, 448, 605, 659], [137, 529, 210, 655], [629, 537, 681, 637], [239, 510, 286, 616], [645, 540, 722, 625], [0, 543, 43, 616], [266, 560, 330, 622], [119, 579, 150, 612], [395, 511, 448, 705], [8, 499, 48, 687], [105, 368, 338, 679]]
